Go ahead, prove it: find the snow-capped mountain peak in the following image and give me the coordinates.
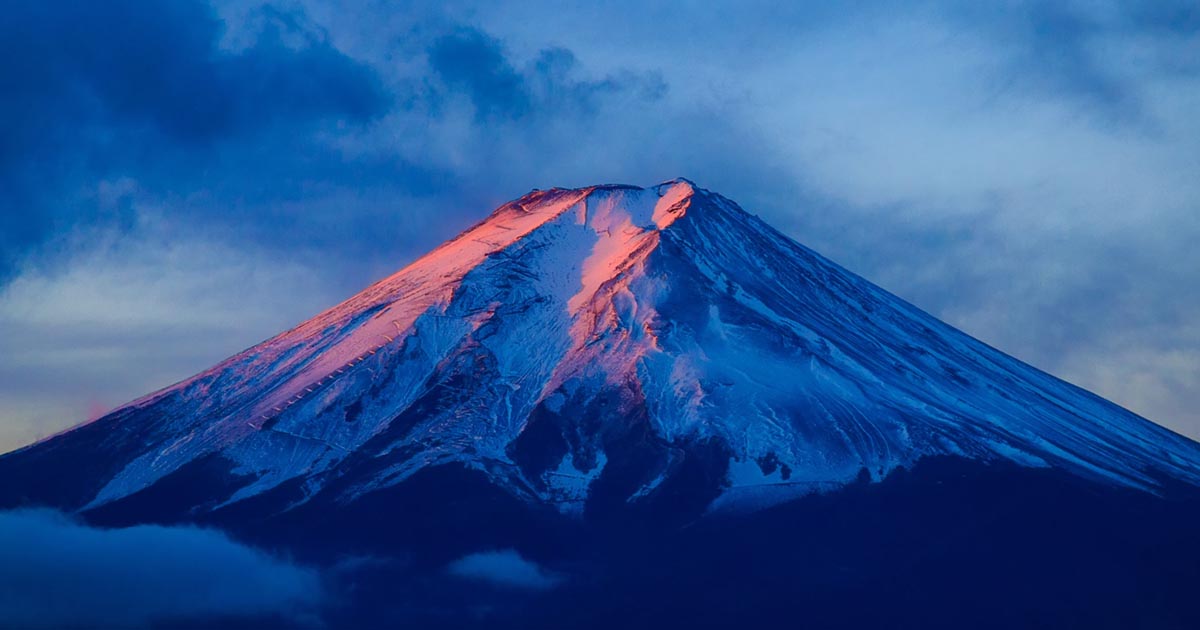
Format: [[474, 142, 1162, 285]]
[[5, 179, 1200, 517]]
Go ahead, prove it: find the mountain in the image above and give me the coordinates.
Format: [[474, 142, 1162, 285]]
[[3, 179, 1200, 629]]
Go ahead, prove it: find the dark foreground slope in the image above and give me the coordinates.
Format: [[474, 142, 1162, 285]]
[[73, 456, 1199, 630]]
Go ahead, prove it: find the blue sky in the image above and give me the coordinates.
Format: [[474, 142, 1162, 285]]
[[1, 0, 1198, 451]]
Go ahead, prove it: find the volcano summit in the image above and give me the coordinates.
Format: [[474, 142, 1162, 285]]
[[3, 180, 1199, 628]]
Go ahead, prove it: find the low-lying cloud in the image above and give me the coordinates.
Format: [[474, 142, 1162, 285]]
[[0, 509, 323, 628], [447, 549, 562, 590]]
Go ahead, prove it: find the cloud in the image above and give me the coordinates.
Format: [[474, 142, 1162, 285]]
[[446, 549, 562, 590], [0, 509, 322, 628], [426, 27, 666, 122], [0, 0, 388, 272], [429, 28, 531, 119]]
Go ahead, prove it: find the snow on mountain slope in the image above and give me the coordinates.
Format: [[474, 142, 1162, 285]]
[[5, 178, 1200, 516]]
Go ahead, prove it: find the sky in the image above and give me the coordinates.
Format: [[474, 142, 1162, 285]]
[[0, 0, 1198, 453]]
